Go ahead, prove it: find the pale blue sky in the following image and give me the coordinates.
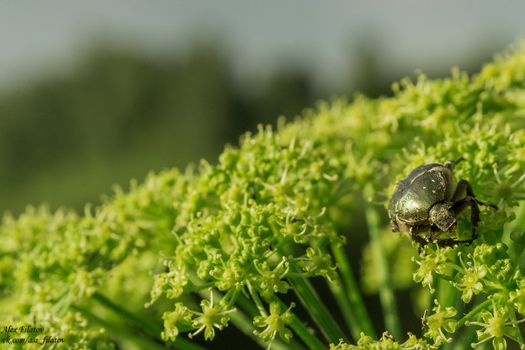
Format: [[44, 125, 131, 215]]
[[0, 1, 522, 91]]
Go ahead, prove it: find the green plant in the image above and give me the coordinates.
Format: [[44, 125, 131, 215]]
[[2, 42, 525, 350]]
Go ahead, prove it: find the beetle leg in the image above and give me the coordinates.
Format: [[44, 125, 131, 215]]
[[428, 227, 442, 242], [436, 237, 468, 248], [452, 179, 498, 209], [433, 196, 484, 247], [391, 220, 400, 232], [451, 196, 481, 245], [410, 226, 429, 248], [429, 228, 462, 248]]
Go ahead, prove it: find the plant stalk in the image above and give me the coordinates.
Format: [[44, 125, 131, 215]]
[[327, 277, 361, 342], [456, 298, 492, 329], [509, 306, 525, 346], [273, 297, 326, 350], [331, 243, 376, 338], [92, 292, 205, 350], [363, 184, 401, 340], [288, 275, 348, 344], [73, 304, 168, 350], [204, 289, 306, 350]]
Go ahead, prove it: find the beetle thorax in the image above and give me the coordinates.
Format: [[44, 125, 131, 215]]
[[428, 202, 456, 231]]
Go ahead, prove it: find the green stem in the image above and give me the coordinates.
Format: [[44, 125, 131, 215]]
[[236, 291, 262, 317], [92, 292, 161, 336], [92, 292, 205, 350], [456, 298, 492, 329], [288, 275, 347, 344], [202, 289, 267, 348], [437, 258, 459, 309], [331, 243, 376, 337], [72, 304, 167, 350], [273, 297, 326, 350], [451, 327, 478, 350], [363, 185, 401, 339], [203, 289, 306, 350], [327, 277, 360, 342], [440, 278, 463, 350], [509, 306, 525, 346], [247, 281, 268, 316]]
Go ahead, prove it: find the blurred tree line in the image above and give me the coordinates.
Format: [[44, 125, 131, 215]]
[[0, 45, 316, 213], [0, 43, 493, 214]]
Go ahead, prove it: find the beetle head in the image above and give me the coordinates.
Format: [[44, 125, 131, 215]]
[[429, 202, 456, 232]]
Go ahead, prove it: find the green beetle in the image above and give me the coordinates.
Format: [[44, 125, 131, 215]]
[[388, 159, 496, 247]]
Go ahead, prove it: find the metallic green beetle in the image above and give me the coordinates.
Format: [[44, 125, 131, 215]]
[[388, 159, 496, 247]]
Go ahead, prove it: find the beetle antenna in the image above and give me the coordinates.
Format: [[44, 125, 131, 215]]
[[454, 157, 465, 165], [444, 157, 465, 169]]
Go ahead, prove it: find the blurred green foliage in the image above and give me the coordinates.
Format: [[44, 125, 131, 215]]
[[0, 45, 317, 214]]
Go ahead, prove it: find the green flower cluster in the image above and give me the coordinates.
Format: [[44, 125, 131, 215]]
[[0, 171, 195, 349], [1, 42, 525, 350], [149, 41, 525, 349], [148, 123, 354, 347]]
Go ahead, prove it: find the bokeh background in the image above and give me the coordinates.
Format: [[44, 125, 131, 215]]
[[1, 1, 521, 214], [1, 1, 525, 345]]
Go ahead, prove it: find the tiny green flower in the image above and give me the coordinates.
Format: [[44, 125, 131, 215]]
[[252, 258, 290, 300], [297, 247, 337, 281], [413, 247, 453, 293], [471, 310, 511, 349], [190, 293, 236, 341], [467, 301, 523, 350], [510, 278, 525, 314], [402, 332, 430, 349], [253, 302, 295, 348], [473, 243, 513, 284], [161, 303, 192, 341], [213, 259, 246, 291], [458, 265, 487, 303], [165, 264, 189, 300], [454, 255, 488, 303], [423, 300, 457, 345], [329, 332, 432, 350]]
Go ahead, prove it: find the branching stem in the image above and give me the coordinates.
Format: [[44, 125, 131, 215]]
[[456, 299, 492, 329]]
